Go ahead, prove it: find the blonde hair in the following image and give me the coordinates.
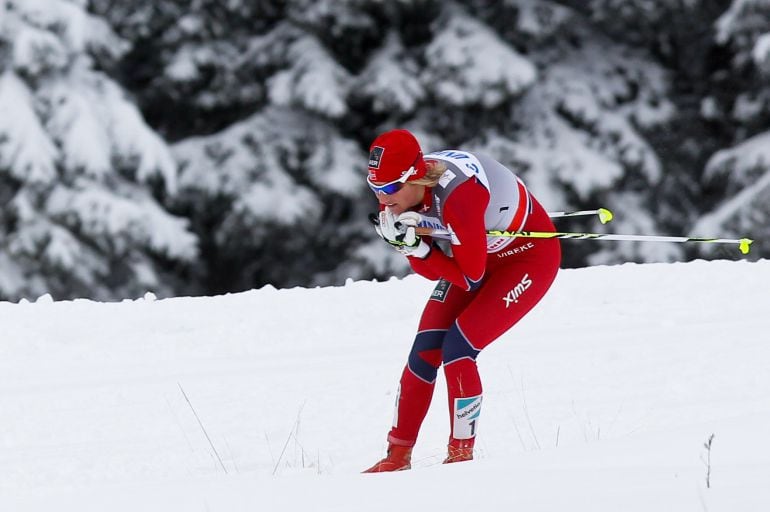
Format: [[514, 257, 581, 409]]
[[410, 160, 446, 188]]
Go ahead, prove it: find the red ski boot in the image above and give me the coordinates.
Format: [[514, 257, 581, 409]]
[[362, 444, 412, 473], [443, 438, 474, 464]]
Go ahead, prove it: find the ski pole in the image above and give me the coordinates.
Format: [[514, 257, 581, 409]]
[[417, 228, 754, 255], [372, 207, 612, 228], [547, 207, 613, 224]]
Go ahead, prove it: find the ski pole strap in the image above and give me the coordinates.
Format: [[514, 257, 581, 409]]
[[416, 228, 754, 255]]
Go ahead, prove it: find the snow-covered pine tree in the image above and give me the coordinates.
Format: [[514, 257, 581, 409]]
[[94, 0, 748, 293], [375, 1, 678, 265], [347, 0, 681, 268], [88, 0, 288, 141], [89, 1, 386, 292], [580, 0, 767, 260], [693, 0, 770, 257], [474, 1, 680, 264], [0, 0, 197, 301], [172, 107, 363, 292]]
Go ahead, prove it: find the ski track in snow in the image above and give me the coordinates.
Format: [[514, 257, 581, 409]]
[[1, 259, 769, 511]]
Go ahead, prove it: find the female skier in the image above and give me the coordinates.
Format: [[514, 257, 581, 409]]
[[363, 129, 561, 472]]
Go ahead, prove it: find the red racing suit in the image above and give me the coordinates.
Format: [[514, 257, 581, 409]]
[[387, 150, 561, 447]]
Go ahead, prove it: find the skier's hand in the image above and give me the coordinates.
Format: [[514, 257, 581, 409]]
[[371, 209, 430, 258]]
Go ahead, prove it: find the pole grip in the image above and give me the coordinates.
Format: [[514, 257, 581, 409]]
[[415, 227, 437, 237]]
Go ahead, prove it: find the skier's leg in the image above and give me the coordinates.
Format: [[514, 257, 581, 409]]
[[364, 279, 475, 472], [442, 238, 560, 461], [387, 279, 474, 447]]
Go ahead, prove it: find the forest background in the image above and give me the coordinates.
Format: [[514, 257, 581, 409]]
[[1, 0, 768, 301]]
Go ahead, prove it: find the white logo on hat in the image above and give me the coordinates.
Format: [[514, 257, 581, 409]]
[[369, 146, 384, 169]]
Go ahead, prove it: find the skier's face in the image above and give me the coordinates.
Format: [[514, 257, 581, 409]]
[[373, 182, 424, 215]]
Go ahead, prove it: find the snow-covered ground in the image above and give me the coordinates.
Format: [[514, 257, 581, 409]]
[[1, 259, 769, 511]]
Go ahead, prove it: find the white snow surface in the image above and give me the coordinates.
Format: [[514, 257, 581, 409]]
[[1, 259, 769, 511]]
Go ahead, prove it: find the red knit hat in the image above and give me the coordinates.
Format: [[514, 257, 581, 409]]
[[367, 129, 427, 183]]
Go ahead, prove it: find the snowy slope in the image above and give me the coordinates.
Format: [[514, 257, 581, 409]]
[[1, 259, 769, 511]]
